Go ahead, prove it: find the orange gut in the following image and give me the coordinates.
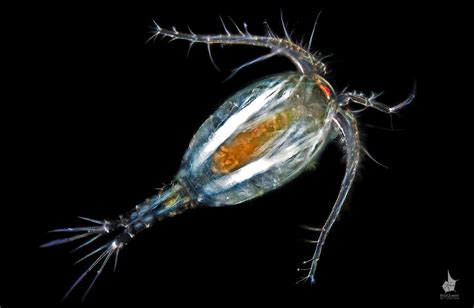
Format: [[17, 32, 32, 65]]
[[212, 110, 292, 174]]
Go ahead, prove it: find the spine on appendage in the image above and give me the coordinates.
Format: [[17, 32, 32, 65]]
[[40, 181, 197, 301]]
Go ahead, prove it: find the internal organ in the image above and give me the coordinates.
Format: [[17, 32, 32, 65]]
[[212, 110, 292, 174]]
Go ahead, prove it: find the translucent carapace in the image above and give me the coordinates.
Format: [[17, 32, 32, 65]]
[[41, 14, 414, 301]]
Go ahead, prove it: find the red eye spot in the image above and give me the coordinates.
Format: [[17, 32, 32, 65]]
[[319, 84, 331, 99]]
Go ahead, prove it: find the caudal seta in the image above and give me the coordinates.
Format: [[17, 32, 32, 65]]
[[212, 110, 292, 174]]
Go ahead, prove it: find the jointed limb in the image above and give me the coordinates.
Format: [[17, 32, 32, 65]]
[[149, 18, 327, 76], [298, 110, 360, 284], [338, 84, 416, 114]]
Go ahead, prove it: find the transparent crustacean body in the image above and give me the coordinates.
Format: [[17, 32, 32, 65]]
[[41, 15, 414, 301], [178, 72, 337, 206]]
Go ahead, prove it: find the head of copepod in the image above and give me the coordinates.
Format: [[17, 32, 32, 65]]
[[177, 72, 337, 206]]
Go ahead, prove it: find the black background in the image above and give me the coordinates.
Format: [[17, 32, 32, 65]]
[[4, 3, 472, 307]]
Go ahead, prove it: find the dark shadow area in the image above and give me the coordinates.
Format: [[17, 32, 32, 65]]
[[4, 4, 471, 307]]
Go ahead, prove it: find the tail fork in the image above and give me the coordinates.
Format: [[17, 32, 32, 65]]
[[41, 182, 192, 301]]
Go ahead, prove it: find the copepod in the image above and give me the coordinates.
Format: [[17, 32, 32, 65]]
[[41, 15, 415, 301]]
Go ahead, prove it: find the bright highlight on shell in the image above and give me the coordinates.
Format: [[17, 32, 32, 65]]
[[41, 13, 415, 301]]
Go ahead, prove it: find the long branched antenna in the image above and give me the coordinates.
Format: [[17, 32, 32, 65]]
[[149, 16, 327, 75]]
